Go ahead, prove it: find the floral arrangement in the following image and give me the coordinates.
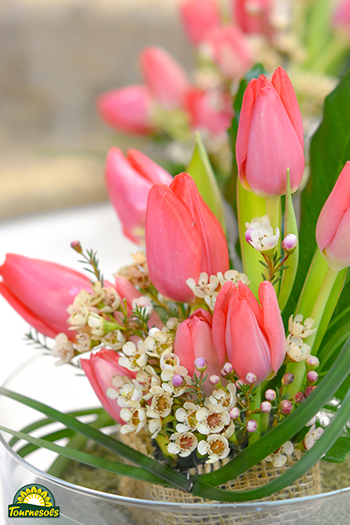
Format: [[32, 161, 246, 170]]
[[1, 0, 350, 506]]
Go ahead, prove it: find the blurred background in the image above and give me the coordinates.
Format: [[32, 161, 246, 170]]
[[0, 0, 192, 219]]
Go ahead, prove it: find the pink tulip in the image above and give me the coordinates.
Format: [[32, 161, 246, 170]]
[[236, 67, 304, 197], [205, 25, 253, 81], [179, 0, 221, 46], [145, 173, 229, 303], [115, 275, 163, 330], [333, 0, 350, 39], [97, 85, 154, 135], [185, 87, 234, 135], [212, 280, 285, 383], [81, 348, 134, 424], [174, 309, 223, 378], [316, 161, 350, 271], [0, 254, 91, 339], [106, 148, 172, 244], [233, 0, 273, 36], [140, 47, 190, 109]]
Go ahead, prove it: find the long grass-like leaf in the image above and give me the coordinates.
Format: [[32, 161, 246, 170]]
[[0, 387, 190, 491]]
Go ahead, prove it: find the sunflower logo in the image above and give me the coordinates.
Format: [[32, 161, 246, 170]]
[[16, 486, 52, 507], [8, 484, 60, 518]]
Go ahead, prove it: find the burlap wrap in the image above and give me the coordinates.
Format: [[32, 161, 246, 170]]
[[119, 434, 321, 525]]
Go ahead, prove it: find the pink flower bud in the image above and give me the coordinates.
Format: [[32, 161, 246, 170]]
[[97, 85, 154, 135], [146, 173, 229, 303], [70, 240, 83, 254], [184, 87, 234, 136], [233, 0, 274, 37], [221, 362, 234, 376], [172, 374, 184, 387], [281, 372, 295, 386], [260, 401, 271, 413], [306, 356, 320, 371], [236, 67, 304, 197], [230, 407, 240, 419], [305, 385, 317, 397], [294, 391, 306, 404], [209, 374, 220, 385], [247, 419, 258, 432], [282, 234, 298, 253], [280, 400, 293, 414], [307, 371, 318, 384], [179, 0, 221, 46], [265, 389, 276, 401], [194, 357, 207, 371], [106, 148, 172, 244], [316, 162, 350, 271], [245, 372, 257, 384], [212, 281, 286, 384]]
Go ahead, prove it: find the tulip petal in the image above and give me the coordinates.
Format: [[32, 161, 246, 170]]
[[127, 149, 173, 185], [258, 281, 286, 373], [236, 78, 258, 189], [212, 281, 236, 364], [271, 67, 304, 150], [179, 0, 221, 46], [170, 173, 229, 275], [146, 184, 201, 303]]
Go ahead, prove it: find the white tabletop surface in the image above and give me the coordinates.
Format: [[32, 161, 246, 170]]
[[0, 201, 135, 515]]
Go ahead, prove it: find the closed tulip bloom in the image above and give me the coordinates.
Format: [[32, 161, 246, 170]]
[[0, 254, 91, 339], [106, 148, 172, 244], [233, 0, 273, 36], [81, 348, 134, 424], [145, 173, 229, 303], [97, 85, 154, 135], [236, 67, 304, 197], [115, 275, 163, 329], [179, 0, 221, 46], [212, 280, 285, 383], [333, 0, 350, 39], [174, 309, 223, 378], [205, 25, 253, 81], [140, 47, 190, 109], [184, 87, 234, 135], [316, 161, 350, 271]]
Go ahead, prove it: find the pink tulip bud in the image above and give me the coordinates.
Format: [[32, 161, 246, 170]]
[[184, 87, 234, 136], [179, 0, 221, 46], [146, 173, 229, 303], [282, 234, 298, 253], [205, 25, 253, 81], [97, 85, 154, 135], [106, 148, 172, 244], [280, 399, 293, 414], [332, 0, 350, 40], [212, 281, 286, 383], [306, 356, 320, 371], [0, 254, 91, 339], [316, 162, 350, 271], [260, 401, 272, 413], [140, 47, 190, 109], [307, 371, 318, 384], [174, 309, 224, 384], [294, 391, 306, 404], [233, 0, 273, 36], [247, 419, 258, 432], [265, 388, 276, 401], [230, 407, 240, 419], [81, 349, 134, 424], [236, 67, 304, 197]]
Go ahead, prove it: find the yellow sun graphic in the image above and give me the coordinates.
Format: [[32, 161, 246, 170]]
[[16, 486, 52, 507]]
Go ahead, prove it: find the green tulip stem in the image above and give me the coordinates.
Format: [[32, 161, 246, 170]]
[[248, 384, 261, 445], [295, 249, 329, 317], [264, 196, 281, 237]]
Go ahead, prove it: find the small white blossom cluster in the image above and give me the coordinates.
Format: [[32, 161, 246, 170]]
[[186, 270, 249, 310], [286, 314, 317, 362], [245, 215, 280, 252]]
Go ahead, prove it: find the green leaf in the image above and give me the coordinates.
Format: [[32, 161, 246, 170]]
[[191, 334, 350, 488], [324, 433, 350, 463], [186, 132, 226, 231], [0, 425, 168, 486], [284, 69, 350, 321], [0, 387, 190, 492]]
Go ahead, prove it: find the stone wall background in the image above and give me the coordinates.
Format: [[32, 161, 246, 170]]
[[0, 0, 194, 218]]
